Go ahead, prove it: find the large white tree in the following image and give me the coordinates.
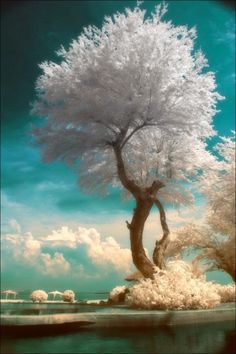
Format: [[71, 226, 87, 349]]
[[32, 4, 222, 278], [166, 134, 235, 281]]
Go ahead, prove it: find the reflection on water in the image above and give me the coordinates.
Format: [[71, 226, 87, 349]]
[[1, 303, 136, 318], [1, 303, 110, 316], [1, 322, 235, 354]]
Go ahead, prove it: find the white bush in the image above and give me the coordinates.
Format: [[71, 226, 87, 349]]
[[126, 261, 221, 310], [30, 290, 48, 303], [109, 286, 127, 303], [63, 290, 75, 302], [215, 283, 236, 303]]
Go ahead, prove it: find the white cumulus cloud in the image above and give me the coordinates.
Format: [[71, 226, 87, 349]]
[[3, 222, 132, 277], [42, 226, 132, 273], [40, 252, 70, 276]]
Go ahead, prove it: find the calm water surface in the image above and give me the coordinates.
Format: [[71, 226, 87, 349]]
[[1, 295, 235, 354], [2, 321, 235, 353]]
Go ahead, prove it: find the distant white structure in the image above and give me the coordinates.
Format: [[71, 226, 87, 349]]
[[1, 290, 17, 299], [48, 291, 63, 300], [30, 290, 48, 303]]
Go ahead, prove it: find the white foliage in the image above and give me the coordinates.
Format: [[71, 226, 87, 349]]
[[166, 134, 235, 279], [63, 290, 75, 302], [30, 290, 48, 303], [202, 134, 235, 238], [126, 261, 221, 310], [33, 4, 222, 204], [109, 285, 127, 303], [214, 284, 236, 303]]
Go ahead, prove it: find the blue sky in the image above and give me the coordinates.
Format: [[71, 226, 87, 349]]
[[1, 1, 235, 292]]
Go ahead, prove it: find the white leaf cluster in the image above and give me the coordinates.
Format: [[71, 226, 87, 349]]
[[30, 290, 48, 303], [198, 133, 235, 238], [62, 289, 75, 302], [126, 261, 221, 310], [109, 285, 127, 303], [166, 134, 235, 280], [214, 284, 236, 303], [33, 4, 222, 204]]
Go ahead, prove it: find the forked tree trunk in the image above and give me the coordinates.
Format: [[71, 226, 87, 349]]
[[114, 145, 169, 278], [128, 198, 155, 278], [152, 198, 170, 269]]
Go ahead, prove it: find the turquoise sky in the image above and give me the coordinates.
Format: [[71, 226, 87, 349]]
[[1, 1, 235, 292]]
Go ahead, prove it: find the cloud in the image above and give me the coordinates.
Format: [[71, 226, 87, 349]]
[[42, 226, 132, 273], [211, 18, 235, 51], [4, 232, 40, 261], [9, 219, 21, 233], [3, 222, 132, 278], [2, 203, 206, 283], [40, 252, 70, 276], [3, 230, 69, 277]]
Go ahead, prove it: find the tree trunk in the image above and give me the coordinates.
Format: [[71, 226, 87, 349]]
[[113, 145, 165, 278], [128, 198, 156, 278], [152, 198, 170, 269], [223, 264, 236, 282], [229, 270, 236, 282]]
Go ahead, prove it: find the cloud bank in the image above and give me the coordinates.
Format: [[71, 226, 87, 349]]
[[3, 221, 132, 279]]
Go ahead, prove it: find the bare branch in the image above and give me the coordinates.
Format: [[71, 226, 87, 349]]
[[121, 122, 157, 149], [155, 198, 170, 243], [153, 198, 170, 268], [113, 146, 140, 196]]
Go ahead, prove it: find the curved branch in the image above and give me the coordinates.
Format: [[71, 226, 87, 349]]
[[152, 198, 170, 268], [121, 122, 157, 149], [129, 198, 155, 278], [95, 120, 119, 135], [113, 146, 140, 197], [155, 198, 170, 243]]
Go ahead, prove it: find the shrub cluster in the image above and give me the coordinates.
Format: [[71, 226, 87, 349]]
[[125, 261, 223, 310]]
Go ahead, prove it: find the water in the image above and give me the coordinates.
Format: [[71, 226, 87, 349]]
[[1, 322, 235, 354], [1, 294, 235, 354]]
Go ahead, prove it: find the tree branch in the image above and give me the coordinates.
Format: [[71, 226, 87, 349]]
[[121, 122, 157, 149], [95, 120, 119, 135], [113, 146, 140, 196], [155, 198, 170, 244], [152, 198, 170, 268]]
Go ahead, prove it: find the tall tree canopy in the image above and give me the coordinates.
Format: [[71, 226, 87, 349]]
[[33, 4, 223, 278]]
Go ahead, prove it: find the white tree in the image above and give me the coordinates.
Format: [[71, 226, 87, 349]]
[[62, 290, 75, 302], [32, 4, 222, 278], [30, 290, 48, 303], [166, 134, 235, 281]]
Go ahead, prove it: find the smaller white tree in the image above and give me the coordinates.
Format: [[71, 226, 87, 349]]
[[63, 290, 75, 302], [30, 290, 48, 303], [166, 134, 235, 281]]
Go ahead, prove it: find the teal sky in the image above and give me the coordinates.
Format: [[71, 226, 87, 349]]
[[1, 1, 235, 292]]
